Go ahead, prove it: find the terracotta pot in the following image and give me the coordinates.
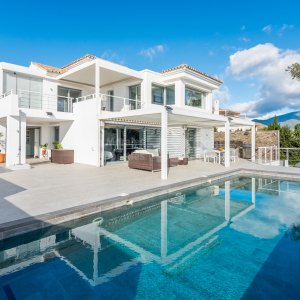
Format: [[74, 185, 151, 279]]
[[41, 148, 47, 156], [0, 153, 6, 163]]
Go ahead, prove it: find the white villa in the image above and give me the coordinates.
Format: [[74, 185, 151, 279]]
[[0, 54, 254, 179]]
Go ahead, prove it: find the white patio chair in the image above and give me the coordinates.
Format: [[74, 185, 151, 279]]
[[205, 150, 218, 163], [230, 148, 239, 163]]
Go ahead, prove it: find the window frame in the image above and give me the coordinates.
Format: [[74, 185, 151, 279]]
[[185, 86, 206, 108]]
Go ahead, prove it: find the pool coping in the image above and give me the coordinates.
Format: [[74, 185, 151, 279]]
[[1, 167, 300, 240]]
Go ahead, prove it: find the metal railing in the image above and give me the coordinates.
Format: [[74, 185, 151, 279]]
[[0, 90, 13, 99], [75, 93, 143, 112], [257, 146, 300, 166], [258, 146, 279, 164], [17, 90, 73, 113]]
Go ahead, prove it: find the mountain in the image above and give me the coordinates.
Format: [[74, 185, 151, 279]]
[[253, 111, 300, 128]]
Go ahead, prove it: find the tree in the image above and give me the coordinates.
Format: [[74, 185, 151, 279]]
[[294, 124, 300, 139], [287, 63, 300, 80], [280, 125, 292, 148], [267, 115, 280, 130]]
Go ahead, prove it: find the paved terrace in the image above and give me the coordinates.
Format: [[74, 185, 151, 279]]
[[1, 160, 300, 230]]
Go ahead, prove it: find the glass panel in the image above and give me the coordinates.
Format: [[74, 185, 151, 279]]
[[185, 87, 205, 108], [152, 84, 164, 105], [3, 72, 17, 94], [17, 75, 30, 108], [129, 85, 141, 110], [166, 85, 175, 105], [126, 128, 144, 159], [29, 77, 42, 109], [104, 127, 124, 162], [58, 87, 68, 97]]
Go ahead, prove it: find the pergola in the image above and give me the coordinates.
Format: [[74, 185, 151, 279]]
[[99, 106, 255, 180]]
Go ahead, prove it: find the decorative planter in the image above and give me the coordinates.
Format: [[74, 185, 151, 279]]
[[51, 149, 74, 164], [0, 153, 6, 163]]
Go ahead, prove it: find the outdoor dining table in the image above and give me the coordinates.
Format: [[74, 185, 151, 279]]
[[204, 149, 225, 164]]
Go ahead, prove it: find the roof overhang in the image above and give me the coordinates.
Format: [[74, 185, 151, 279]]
[[57, 59, 143, 87], [99, 107, 254, 128]]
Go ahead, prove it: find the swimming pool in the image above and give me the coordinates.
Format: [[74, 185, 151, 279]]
[[0, 176, 300, 299]]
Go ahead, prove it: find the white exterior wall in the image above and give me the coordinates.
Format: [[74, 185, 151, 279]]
[[195, 128, 214, 159], [6, 112, 26, 166], [0, 69, 3, 96], [61, 100, 100, 166], [168, 127, 185, 158], [0, 121, 6, 153]]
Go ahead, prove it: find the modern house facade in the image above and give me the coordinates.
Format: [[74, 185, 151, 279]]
[[0, 55, 254, 179]]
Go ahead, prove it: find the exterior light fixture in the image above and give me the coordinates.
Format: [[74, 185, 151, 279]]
[[165, 105, 173, 112]]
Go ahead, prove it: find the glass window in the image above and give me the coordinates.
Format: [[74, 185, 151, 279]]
[[58, 86, 81, 112], [152, 84, 164, 105], [129, 84, 141, 109], [54, 126, 59, 141], [3, 71, 43, 109], [166, 85, 175, 105], [185, 87, 206, 108]]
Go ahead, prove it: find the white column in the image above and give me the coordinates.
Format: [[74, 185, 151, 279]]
[[224, 120, 230, 167], [95, 62, 100, 99], [123, 126, 127, 162], [161, 109, 168, 180], [161, 200, 168, 261], [225, 180, 230, 221], [175, 80, 185, 106], [251, 177, 256, 205], [6, 111, 26, 166], [100, 121, 105, 167], [251, 125, 256, 162]]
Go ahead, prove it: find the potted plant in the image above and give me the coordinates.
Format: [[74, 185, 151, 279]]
[[52, 141, 63, 150], [0, 132, 5, 163], [40, 143, 48, 157]]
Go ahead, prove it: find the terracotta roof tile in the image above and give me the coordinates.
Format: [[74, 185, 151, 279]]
[[31, 62, 65, 74], [160, 64, 223, 84], [61, 54, 96, 70], [32, 54, 97, 74]]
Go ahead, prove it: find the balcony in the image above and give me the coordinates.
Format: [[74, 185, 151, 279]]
[[17, 90, 73, 113], [76, 93, 143, 113]]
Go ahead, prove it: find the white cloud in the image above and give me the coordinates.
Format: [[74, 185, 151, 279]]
[[239, 37, 250, 43], [139, 44, 166, 61], [228, 43, 300, 117], [278, 24, 294, 36], [262, 24, 272, 34], [213, 85, 230, 104], [101, 50, 125, 64]]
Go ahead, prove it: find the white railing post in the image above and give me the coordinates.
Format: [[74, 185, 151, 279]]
[[270, 146, 273, 163], [264, 147, 267, 163]]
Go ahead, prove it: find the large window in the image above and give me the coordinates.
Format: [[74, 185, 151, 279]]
[[152, 85, 164, 105], [3, 71, 42, 109], [129, 84, 141, 109], [152, 84, 175, 105], [58, 86, 81, 112], [185, 87, 206, 108]]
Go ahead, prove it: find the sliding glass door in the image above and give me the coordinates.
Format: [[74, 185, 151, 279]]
[[104, 125, 161, 164]]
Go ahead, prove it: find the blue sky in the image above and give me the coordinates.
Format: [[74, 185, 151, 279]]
[[1, 0, 300, 118]]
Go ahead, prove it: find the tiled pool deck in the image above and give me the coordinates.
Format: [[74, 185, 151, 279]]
[[1, 159, 300, 239]]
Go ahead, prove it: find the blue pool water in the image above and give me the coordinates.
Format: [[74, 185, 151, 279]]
[[1, 176, 300, 299]]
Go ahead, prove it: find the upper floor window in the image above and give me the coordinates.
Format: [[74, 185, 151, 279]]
[[185, 87, 206, 108], [3, 71, 43, 109], [129, 84, 141, 109], [58, 86, 81, 112], [152, 84, 175, 105], [152, 84, 164, 105]]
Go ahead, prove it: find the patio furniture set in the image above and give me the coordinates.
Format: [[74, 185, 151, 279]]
[[128, 149, 188, 172], [204, 148, 239, 164]]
